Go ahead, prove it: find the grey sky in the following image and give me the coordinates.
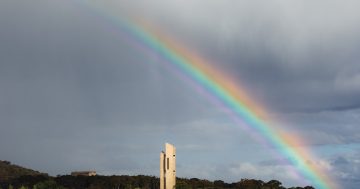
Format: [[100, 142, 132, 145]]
[[1, 0, 360, 188]]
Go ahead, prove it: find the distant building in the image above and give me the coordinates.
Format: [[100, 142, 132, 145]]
[[71, 171, 96, 176], [160, 143, 176, 189]]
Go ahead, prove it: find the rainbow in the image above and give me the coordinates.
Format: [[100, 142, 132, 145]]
[[77, 1, 337, 189]]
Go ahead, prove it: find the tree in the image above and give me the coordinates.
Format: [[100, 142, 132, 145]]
[[176, 180, 190, 189], [304, 187, 315, 189], [235, 179, 264, 189], [214, 180, 225, 189], [264, 180, 285, 189], [33, 180, 67, 189]]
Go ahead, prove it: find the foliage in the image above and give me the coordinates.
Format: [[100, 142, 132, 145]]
[[0, 175, 316, 189], [33, 180, 67, 189], [0, 159, 315, 189], [0, 161, 46, 182]]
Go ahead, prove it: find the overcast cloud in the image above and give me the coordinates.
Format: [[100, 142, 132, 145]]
[[1, 0, 360, 188]]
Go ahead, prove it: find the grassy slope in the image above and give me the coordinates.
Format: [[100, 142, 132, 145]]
[[0, 160, 46, 181]]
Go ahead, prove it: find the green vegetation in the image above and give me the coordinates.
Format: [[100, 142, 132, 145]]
[[0, 161, 46, 182], [175, 178, 314, 189], [0, 160, 314, 189], [1, 175, 315, 189]]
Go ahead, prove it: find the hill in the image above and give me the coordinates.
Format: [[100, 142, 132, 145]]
[[0, 160, 315, 189], [0, 160, 46, 181]]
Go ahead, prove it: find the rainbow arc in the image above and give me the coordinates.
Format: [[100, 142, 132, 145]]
[[78, 2, 337, 188]]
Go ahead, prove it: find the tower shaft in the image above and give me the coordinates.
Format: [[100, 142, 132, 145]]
[[160, 143, 176, 189]]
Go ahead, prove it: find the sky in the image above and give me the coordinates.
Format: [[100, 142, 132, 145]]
[[1, 0, 360, 188]]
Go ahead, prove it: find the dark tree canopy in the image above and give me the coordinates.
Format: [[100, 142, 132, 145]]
[[0, 160, 315, 189]]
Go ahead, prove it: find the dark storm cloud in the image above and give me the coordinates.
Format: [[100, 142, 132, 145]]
[[0, 0, 236, 177], [106, 0, 360, 149], [0, 0, 165, 172], [1, 0, 360, 188], [122, 0, 360, 113]]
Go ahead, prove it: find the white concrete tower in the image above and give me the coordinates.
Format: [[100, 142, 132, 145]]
[[160, 143, 176, 189]]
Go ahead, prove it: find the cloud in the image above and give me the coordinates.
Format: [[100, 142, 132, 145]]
[[1, 0, 360, 188], [111, 0, 360, 113], [335, 68, 360, 93], [216, 161, 315, 187], [329, 151, 360, 189], [280, 108, 360, 146]]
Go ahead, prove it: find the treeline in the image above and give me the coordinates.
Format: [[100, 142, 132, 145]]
[[0, 161, 46, 182], [0, 161, 314, 189], [0, 175, 315, 189]]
